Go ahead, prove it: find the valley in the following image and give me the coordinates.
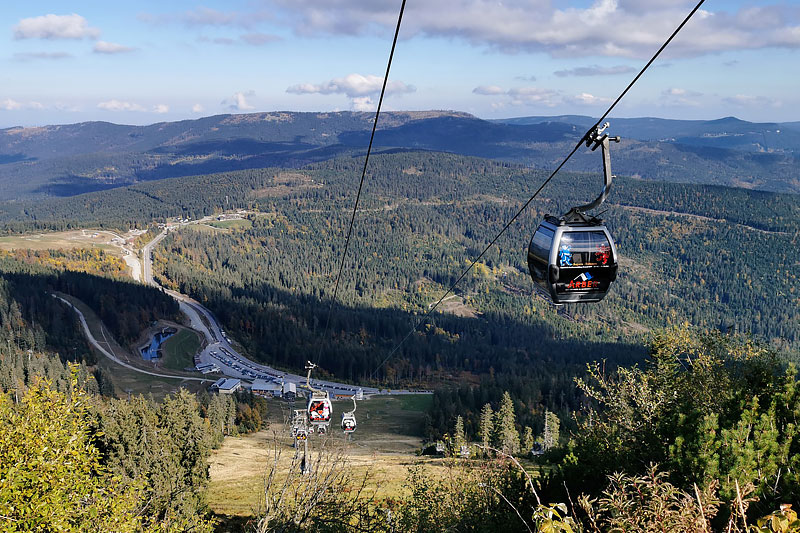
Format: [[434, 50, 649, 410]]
[[1, 115, 798, 532], [4, 0, 800, 527]]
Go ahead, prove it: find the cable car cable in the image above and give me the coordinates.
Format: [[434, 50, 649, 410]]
[[369, 0, 706, 378], [315, 0, 408, 365]]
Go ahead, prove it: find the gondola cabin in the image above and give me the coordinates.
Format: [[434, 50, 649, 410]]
[[342, 413, 357, 433], [307, 392, 332, 425], [527, 215, 618, 304]]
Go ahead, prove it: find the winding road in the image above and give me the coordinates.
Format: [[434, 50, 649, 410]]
[[52, 294, 209, 382], [142, 226, 393, 397], [58, 220, 427, 396]]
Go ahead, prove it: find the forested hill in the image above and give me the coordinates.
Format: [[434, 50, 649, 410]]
[[1, 111, 799, 201], [3, 149, 794, 372], [1, 148, 797, 446]]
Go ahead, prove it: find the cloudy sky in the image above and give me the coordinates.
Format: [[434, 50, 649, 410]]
[[2, 0, 799, 127]]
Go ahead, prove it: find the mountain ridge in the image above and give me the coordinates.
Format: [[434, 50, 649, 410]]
[[1, 111, 798, 200]]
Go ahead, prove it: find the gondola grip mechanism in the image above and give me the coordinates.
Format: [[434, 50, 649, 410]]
[[571, 123, 621, 217]]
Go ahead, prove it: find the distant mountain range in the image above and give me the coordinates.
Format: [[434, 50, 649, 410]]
[[494, 115, 800, 152], [1, 111, 798, 201]]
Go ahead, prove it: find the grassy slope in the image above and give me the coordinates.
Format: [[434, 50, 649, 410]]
[[0, 230, 121, 255], [56, 292, 211, 399], [208, 219, 253, 230], [160, 328, 203, 371], [208, 394, 434, 516]]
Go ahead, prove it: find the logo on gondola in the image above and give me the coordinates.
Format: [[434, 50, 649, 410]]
[[558, 244, 573, 266], [309, 400, 330, 422], [595, 244, 611, 265], [567, 271, 600, 290]]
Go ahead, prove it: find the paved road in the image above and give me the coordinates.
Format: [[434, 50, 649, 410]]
[[141, 227, 401, 397], [52, 294, 209, 383]]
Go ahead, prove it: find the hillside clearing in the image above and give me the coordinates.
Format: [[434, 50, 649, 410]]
[[209, 394, 434, 516]]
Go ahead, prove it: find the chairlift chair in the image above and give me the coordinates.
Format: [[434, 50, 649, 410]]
[[528, 123, 620, 304]]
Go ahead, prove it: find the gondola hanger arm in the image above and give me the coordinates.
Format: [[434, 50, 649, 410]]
[[565, 123, 620, 221], [305, 361, 321, 394]]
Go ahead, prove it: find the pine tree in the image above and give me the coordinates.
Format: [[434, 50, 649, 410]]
[[495, 392, 519, 454], [453, 415, 466, 451], [523, 426, 534, 452], [479, 403, 493, 450], [543, 410, 560, 451]]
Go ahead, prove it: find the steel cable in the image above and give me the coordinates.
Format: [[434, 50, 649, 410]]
[[370, 0, 707, 379]]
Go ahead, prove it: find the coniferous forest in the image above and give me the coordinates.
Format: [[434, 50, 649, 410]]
[[0, 148, 798, 531]]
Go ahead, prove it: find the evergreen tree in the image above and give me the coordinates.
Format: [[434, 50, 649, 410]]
[[523, 426, 534, 453], [543, 410, 560, 451], [479, 403, 493, 450], [494, 392, 520, 455], [453, 415, 466, 450]]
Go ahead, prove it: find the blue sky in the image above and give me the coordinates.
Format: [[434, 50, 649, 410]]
[[2, 0, 799, 127]]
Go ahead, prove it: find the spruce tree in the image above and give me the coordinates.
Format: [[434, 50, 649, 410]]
[[543, 410, 560, 451], [495, 392, 519, 454], [523, 426, 534, 453], [479, 403, 493, 450], [453, 415, 466, 450]]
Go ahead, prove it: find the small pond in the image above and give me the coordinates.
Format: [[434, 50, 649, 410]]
[[140, 327, 177, 361]]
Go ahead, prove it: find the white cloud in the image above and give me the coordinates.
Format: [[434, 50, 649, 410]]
[[192, 103, 205, 113], [97, 100, 146, 112], [1, 98, 45, 111], [565, 93, 613, 105], [554, 65, 636, 77], [182, 7, 241, 26], [93, 41, 135, 54], [223, 91, 256, 111], [139, 7, 267, 29], [14, 13, 100, 40], [723, 94, 782, 108], [269, 0, 800, 58], [507, 87, 560, 106], [472, 85, 505, 95], [351, 96, 374, 112], [1, 99, 23, 111], [287, 74, 414, 111], [661, 87, 703, 107], [664, 87, 701, 97], [473, 85, 560, 107], [287, 73, 415, 98], [153, 104, 169, 114]]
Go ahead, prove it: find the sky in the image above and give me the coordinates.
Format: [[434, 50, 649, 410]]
[[2, 0, 799, 127]]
